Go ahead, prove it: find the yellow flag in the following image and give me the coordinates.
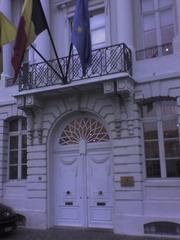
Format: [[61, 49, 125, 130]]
[[0, 12, 16, 73]]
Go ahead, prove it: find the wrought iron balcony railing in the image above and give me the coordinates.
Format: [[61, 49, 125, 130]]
[[136, 42, 173, 61], [16, 43, 132, 91]]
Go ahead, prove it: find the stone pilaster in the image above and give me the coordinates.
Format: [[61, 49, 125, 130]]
[[115, 0, 134, 49]]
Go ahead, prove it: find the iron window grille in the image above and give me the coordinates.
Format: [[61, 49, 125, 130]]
[[136, 42, 173, 61]]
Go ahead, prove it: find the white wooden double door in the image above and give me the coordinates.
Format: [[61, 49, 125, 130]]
[[54, 143, 113, 228]]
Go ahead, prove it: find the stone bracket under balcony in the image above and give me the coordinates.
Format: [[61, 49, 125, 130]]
[[16, 94, 44, 145], [103, 77, 135, 96], [16, 94, 42, 111]]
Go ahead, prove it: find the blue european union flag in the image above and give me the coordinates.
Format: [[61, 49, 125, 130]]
[[72, 0, 92, 76]]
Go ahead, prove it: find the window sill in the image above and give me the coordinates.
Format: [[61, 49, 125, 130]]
[[144, 178, 180, 187], [5, 180, 27, 187]]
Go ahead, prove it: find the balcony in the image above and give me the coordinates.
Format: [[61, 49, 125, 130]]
[[12, 43, 132, 92]]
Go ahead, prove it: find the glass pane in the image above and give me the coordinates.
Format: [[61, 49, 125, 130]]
[[146, 160, 161, 177], [9, 151, 18, 164], [143, 122, 158, 140], [162, 43, 173, 55], [10, 136, 18, 149], [143, 14, 156, 31], [145, 141, 159, 158], [9, 119, 18, 132], [160, 9, 173, 26], [90, 13, 105, 29], [145, 47, 159, 58], [9, 166, 18, 179], [163, 120, 178, 138], [161, 25, 174, 44], [161, 100, 176, 116], [164, 140, 180, 157], [144, 30, 157, 48], [22, 150, 27, 164], [91, 28, 105, 45], [142, 102, 156, 117], [158, 0, 173, 8], [12, 0, 24, 26], [166, 159, 180, 177], [21, 165, 27, 179], [142, 0, 154, 12], [22, 135, 27, 148], [21, 118, 27, 130]]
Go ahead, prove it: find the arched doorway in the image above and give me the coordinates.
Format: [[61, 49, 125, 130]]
[[52, 114, 113, 229]]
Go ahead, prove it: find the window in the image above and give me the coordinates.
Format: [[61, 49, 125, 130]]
[[11, 0, 24, 26], [139, 0, 175, 59], [144, 222, 180, 235], [70, 9, 105, 49], [69, 9, 105, 77], [142, 0, 174, 47], [8, 118, 27, 180], [90, 11, 105, 48], [142, 100, 180, 178], [59, 117, 109, 145]]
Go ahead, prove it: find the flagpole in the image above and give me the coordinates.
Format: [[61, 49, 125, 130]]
[[46, 26, 66, 83], [65, 43, 73, 83], [39, 0, 66, 84], [30, 44, 63, 81]]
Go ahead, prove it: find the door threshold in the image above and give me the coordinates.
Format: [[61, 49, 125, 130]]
[[52, 226, 113, 232]]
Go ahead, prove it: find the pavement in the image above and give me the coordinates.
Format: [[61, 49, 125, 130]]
[[1, 227, 178, 240]]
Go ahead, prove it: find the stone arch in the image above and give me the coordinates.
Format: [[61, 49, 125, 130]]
[[42, 93, 116, 141]]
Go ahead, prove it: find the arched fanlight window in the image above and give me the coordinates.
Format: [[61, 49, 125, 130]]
[[59, 117, 109, 145]]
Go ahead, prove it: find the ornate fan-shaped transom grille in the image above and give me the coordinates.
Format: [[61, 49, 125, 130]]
[[59, 117, 109, 145]]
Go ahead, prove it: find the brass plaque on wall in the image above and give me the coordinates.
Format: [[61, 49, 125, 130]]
[[121, 176, 134, 187]]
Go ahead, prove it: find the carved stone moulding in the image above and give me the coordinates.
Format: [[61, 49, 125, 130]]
[[16, 94, 42, 111], [103, 77, 135, 97], [116, 77, 135, 96]]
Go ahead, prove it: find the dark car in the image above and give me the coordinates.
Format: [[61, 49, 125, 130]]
[[0, 203, 26, 234]]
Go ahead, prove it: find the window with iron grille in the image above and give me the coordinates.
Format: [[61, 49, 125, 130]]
[[144, 222, 180, 235], [142, 100, 180, 178], [8, 118, 27, 180]]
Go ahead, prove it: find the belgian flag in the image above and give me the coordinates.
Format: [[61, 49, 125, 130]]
[[12, 0, 48, 79], [0, 12, 16, 74]]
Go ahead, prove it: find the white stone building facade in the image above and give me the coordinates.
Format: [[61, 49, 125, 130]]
[[0, 0, 180, 237]]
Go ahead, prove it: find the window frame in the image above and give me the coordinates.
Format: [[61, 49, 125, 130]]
[[8, 118, 27, 180], [69, 7, 106, 50], [141, 0, 175, 49], [142, 100, 180, 179], [89, 9, 106, 49]]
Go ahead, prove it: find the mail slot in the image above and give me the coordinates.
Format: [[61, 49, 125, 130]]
[[97, 202, 106, 206], [65, 202, 73, 206]]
